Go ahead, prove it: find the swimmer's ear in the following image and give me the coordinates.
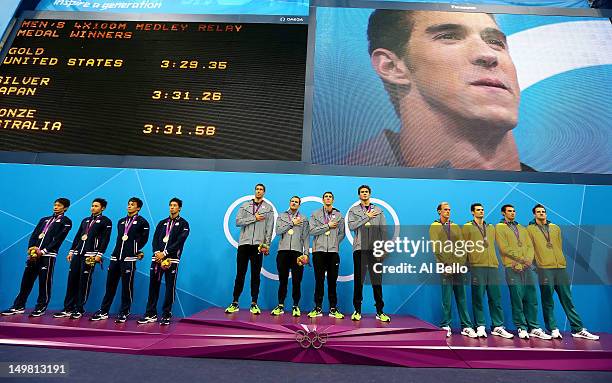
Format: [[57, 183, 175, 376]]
[[370, 48, 412, 86]]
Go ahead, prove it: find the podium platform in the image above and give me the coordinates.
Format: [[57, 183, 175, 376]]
[[1, 308, 610, 370]]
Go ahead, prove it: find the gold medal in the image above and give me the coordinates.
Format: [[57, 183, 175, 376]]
[[122, 234, 128, 241], [163, 236, 169, 243], [546, 242, 553, 249], [38, 233, 44, 239], [365, 222, 371, 227], [325, 231, 330, 236], [517, 241, 523, 247], [81, 234, 88, 241], [288, 229, 294, 235]]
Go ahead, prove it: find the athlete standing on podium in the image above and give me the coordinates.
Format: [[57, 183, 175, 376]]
[[308, 191, 345, 319], [270, 196, 309, 317], [348, 185, 390, 322], [2, 198, 72, 317], [138, 198, 190, 326], [53, 198, 112, 320], [90, 197, 150, 323], [225, 184, 274, 315]]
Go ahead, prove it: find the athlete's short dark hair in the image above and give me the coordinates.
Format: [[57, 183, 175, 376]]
[[129, 197, 143, 208], [55, 197, 70, 208]]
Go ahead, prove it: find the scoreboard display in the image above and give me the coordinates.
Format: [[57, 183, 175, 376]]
[[0, 19, 308, 160]]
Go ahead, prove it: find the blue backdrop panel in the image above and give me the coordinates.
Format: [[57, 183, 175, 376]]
[[0, 0, 21, 37], [0, 163, 610, 331]]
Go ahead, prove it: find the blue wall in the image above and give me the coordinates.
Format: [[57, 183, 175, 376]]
[[1, 163, 610, 331]]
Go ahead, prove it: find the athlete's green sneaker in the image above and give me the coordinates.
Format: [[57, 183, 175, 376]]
[[292, 306, 301, 317], [351, 311, 362, 321], [307, 307, 323, 318], [376, 312, 391, 322], [270, 305, 284, 316], [329, 308, 345, 319], [224, 303, 239, 313], [250, 303, 261, 315]]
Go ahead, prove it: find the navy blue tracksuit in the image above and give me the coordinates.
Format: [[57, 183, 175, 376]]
[[13, 214, 72, 310], [61, 214, 112, 314], [99, 215, 149, 315], [144, 216, 190, 318]]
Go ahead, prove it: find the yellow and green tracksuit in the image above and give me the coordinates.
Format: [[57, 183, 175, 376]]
[[462, 221, 504, 329], [429, 220, 471, 329], [495, 220, 539, 331], [527, 220, 584, 333]]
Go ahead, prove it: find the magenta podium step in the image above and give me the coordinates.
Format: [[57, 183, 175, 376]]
[[1, 308, 610, 370]]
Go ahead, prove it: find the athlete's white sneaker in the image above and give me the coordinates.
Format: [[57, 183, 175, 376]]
[[461, 327, 478, 338], [529, 328, 552, 340], [476, 326, 487, 338], [518, 328, 530, 339], [441, 326, 452, 338], [551, 329, 563, 339], [572, 328, 599, 341], [492, 326, 514, 339]]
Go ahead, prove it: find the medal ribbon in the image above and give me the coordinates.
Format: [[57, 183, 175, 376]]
[[473, 220, 487, 240], [537, 223, 552, 246], [506, 221, 521, 242], [441, 220, 451, 240], [123, 215, 137, 237], [82, 215, 97, 239], [360, 204, 372, 213], [323, 208, 333, 224], [165, 218, 175, 239], [41, 214, 62, 237], [252, 200, 263, 215]]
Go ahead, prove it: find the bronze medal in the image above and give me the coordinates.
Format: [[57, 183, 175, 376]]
[[517, 241, 523, 247], [81, 234, 88, 241], [122, 234, 129, 241], [546, 242, 553, 249], [163, 236, 169, 243]]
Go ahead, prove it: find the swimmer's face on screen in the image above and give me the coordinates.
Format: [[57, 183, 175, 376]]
[[371, 11, 520, 131]]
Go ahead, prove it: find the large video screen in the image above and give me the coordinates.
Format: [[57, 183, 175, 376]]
[[0, 18, 308, 160], [312, 8, 612, 174]]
